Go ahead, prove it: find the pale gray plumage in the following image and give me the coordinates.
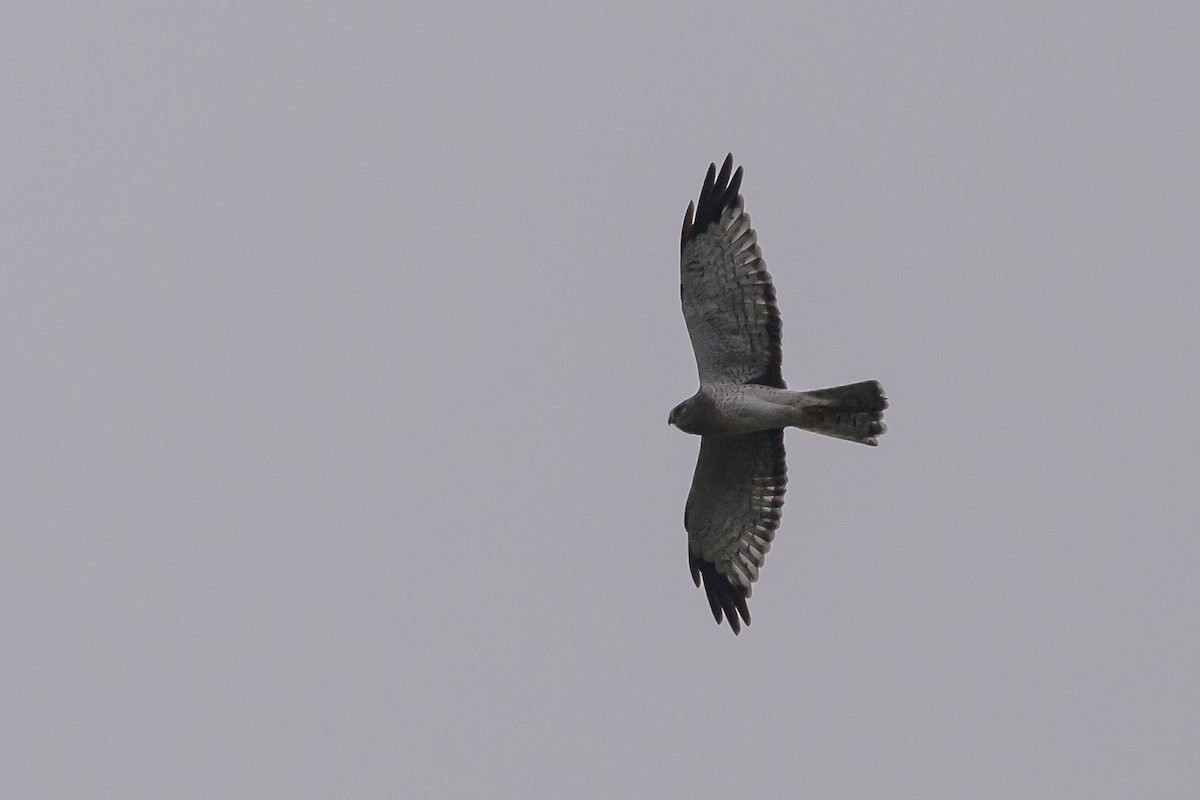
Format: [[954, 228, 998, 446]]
[[671, 155, 888, 634]]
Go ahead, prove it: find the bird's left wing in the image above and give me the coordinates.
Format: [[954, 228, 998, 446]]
[[680, 154, 785, 389], [684, 430, 787, 634]]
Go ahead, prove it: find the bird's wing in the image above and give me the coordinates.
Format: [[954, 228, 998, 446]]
[[684, 430, 787, 634], [680, 154, 785, 389]]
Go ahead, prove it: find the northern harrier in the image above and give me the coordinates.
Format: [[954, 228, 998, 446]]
[[670, 155, 887, 634]]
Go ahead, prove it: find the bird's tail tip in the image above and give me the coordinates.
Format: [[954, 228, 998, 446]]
[[799, 380, 888, 445]]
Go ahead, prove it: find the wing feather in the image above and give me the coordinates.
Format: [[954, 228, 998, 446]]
[[684, 430, 787, 634], [680, 154, 784, 389]]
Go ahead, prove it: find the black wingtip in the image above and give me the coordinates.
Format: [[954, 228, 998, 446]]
[[682, 154, 745, 251], [680, 201, 695, 249], [689, 550, 751, 635], [714, 155, 733, 198], [697, 162, 717, 211]]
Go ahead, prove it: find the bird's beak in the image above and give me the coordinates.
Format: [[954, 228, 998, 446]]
[[667, 415, 675, 427]]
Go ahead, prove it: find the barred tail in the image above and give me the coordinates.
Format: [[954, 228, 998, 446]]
[[797, 380, 888, 445]]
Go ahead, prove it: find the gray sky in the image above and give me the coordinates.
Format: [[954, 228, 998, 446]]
[[4, 2, 1198, 797]]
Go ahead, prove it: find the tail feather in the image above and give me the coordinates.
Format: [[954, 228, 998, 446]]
[[799, 380, 888, 445]]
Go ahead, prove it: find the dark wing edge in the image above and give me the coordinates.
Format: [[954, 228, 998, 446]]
[[679, 154, 785, 389], [684, 430, 788, 635], [681, 154, 743, 252], [689, 550, 751, 634]]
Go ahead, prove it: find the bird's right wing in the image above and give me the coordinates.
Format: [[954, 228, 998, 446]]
[[680, 155, 785, 389], [684, 429, 787, 634]]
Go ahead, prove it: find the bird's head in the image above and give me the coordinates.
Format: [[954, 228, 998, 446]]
[[667, 403, 682, 427], [667, 395, 708, 435]]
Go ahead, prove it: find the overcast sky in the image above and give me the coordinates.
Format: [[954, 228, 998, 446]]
[[4, 3, 1198, 797]]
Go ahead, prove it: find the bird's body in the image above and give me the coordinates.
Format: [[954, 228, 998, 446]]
[[671, 155, 888, 634], [671, 381, 888, 441], [672, 384, 824, 436]]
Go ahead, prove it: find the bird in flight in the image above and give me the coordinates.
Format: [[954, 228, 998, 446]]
[[671, 154, 887, 634]]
